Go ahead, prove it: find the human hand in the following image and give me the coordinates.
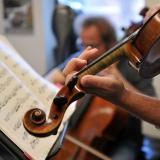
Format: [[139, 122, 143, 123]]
[[46, 68, 65, 85], [63, 47, 125, 104]]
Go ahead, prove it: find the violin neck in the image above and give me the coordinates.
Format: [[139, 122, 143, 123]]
[[76, 29, 139, 78], [79, 46, 124, 78]]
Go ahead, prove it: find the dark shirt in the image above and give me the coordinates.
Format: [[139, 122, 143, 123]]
[[116, 57, 156, 149], [118, 58, 156, 96]]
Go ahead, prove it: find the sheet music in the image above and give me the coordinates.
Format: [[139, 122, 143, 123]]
[[0, 36, 76, 160]]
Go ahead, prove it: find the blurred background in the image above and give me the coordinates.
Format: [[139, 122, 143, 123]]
[[0, 0, 160, 160]]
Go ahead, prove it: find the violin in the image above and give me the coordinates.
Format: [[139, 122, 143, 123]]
[[23, 9, 160, 136]]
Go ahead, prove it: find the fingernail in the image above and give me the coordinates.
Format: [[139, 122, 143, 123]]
[[92, 48, 98, 52], [87, 46, 92, 49], [80, 77, 88, 87], [81, 60, 87, 63]]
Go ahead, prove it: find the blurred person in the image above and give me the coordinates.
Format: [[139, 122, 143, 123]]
[[46, 17, 117, 84]]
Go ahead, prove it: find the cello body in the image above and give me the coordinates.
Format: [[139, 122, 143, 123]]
[[53, 95, 128, 160]]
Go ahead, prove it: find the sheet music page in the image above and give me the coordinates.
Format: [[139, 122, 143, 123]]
[[0, 36, 76, 160]]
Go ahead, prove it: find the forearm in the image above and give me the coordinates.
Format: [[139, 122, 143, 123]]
[[119, 89, 160, 126]]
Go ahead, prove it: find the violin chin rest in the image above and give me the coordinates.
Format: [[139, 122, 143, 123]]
[[139, 58, 160, 78]]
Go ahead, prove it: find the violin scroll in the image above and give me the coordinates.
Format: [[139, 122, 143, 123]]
[[28, 108, 46, 125], [23, 79, 85, 137]]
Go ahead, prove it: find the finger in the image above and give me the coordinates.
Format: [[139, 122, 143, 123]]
[[80, 74, 116, 89], [79, 47, 99, 61], [63, 58, 87, 76], [63, 47, 99, 76]]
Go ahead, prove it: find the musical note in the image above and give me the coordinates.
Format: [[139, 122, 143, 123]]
[[30, 78, 38, 86], [4, 93, 30, 121], [38, 84, 47, 94], [13, 120, 21, 131], [30, 138, 39, 150], [22, 131, 29, 141]]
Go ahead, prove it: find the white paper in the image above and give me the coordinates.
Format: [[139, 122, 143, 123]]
[[0, 36, 76, 160]]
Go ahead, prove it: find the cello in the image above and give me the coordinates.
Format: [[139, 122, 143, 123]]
[[49, 17, 133, 159], [52, 89, 128, 160], [23, 8, 160, 142]]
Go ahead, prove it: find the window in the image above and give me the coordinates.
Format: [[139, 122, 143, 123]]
[[58, 0, 145, 38]]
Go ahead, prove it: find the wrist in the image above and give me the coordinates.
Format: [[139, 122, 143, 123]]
[[117, 88, 130, 106]]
